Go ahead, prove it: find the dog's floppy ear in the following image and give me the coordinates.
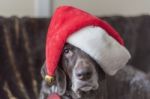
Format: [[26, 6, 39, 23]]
[[55, 67, 67, 95], [41, 62, 67, 95]]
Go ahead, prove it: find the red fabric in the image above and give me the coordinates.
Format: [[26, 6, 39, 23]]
[[46, 5, 124, 76], [47, 93, 61, 99]]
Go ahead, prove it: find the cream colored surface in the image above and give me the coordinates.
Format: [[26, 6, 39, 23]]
[[0, 0, 150, 17], [53, 0, 150, 16], [0, 0, 51, 17], [0, 0, 34, 17]]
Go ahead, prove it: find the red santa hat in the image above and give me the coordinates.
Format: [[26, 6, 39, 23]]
[[45, 5, 131, 84]]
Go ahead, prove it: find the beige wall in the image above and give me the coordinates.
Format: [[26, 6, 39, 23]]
[[0, 0, 51, 17], [0, 0, 34, 17], [53, 0, 150, 16], [0, 0, 150, 17]]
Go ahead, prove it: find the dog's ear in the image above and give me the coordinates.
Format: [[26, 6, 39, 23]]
[[40, 62, 67, 95], [55, 67, 67, 95]]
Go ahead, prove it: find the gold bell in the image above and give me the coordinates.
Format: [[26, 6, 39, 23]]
[[44, 75, 55, 85]]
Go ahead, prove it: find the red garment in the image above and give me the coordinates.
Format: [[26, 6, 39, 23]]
[[46, 5, 124, 76]]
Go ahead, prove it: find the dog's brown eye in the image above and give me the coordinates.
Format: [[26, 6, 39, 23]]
[[63, 45, 73, 57], [64, 48, 70, 53]]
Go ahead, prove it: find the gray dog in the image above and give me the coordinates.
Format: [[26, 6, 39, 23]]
[[40, 43, 106, 99]]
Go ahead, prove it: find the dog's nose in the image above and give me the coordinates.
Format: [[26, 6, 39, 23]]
[[76, 68, 92, 80]]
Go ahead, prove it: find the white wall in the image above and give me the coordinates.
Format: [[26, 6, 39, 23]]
[[0, 0, 51, 17], [0, 0, 150, 17], [34, 0, 51, 17], [53, 0, 150, 16], [0, 0, 34, 17]]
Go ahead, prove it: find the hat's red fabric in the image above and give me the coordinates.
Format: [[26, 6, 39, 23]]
[[46, 5, 124, 76]]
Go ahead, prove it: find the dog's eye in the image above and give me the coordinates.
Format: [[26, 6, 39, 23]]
[[63, 45, 73, 57], [64, 47, 71, 53]]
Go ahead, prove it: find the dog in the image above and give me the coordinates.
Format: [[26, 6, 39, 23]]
[[40, 43, 106, 99]]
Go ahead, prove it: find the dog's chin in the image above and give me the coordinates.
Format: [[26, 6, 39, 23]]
[[73, 86, 98, 98], [72, 82, 99, 98]]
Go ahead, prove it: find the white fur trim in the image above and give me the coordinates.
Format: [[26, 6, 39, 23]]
[[67, 26, 131, 75]]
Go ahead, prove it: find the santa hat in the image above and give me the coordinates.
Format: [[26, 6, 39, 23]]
[[45, 6, 131, 84]]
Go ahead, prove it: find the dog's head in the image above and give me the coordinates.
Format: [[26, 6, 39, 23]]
[[41, 43, 105, 98], [61, 43, 106, 96]]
